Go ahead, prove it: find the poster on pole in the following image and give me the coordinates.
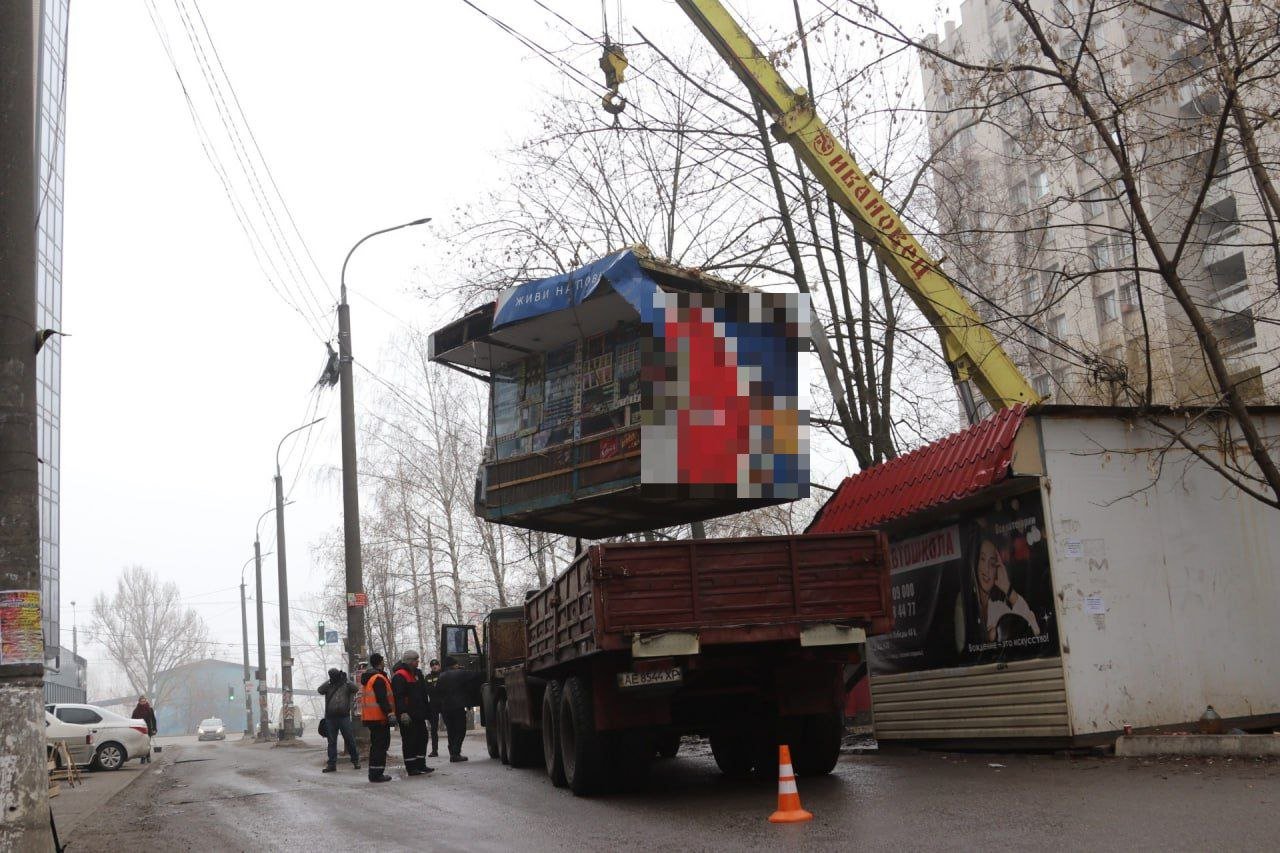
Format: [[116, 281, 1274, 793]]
[[0, 590, 42, 665], [869, 491, 1058, 675]]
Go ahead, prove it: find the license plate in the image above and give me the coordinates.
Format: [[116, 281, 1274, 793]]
[[616, 667, 683, 690]]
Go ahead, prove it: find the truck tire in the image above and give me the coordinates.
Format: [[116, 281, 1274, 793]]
[[559, 676, 606, 796], [541, 680, 567, 787], [497, 697, 511, 765], [656, 733, 681, 759], [709, 733, 753, 778], [791, 713, 843, 777], [506, 705, 543, 769], [482, 683, 500, 759]]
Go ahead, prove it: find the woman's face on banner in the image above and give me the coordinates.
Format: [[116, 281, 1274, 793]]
[[976, 539, 1002, 593]]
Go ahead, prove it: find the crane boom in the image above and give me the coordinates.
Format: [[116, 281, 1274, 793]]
[[675, 0, 1039, 410]]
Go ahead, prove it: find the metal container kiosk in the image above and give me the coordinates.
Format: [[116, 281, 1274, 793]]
[[429, 248, 811, 537], [810, 405, 1280, 746]]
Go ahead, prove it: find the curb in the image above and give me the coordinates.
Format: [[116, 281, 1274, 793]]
[[1116, 734, 1280, 757]]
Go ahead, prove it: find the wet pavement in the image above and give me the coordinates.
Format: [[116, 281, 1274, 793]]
[[69, 732, 1280, 851]]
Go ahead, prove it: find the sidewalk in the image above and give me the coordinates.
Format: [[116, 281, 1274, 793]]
[[50, 761, 152, 841]]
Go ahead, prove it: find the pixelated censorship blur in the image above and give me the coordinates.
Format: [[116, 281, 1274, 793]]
[[641, 290, 810, 501]]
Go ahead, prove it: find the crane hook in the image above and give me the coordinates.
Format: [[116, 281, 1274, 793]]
[[599, 41, 628, 125]]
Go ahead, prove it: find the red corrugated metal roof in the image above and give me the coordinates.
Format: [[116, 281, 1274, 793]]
[[809, 405, 1028, 533]]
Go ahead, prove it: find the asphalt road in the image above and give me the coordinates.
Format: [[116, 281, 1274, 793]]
[[69, 733, 1280, 852]]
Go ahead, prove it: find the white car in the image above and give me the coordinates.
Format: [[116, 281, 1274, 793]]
[[196, 718, 226, 740], [45, 703, 151, 771], [45, 711, 96, 769]]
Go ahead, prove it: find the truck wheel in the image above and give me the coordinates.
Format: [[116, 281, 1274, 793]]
[[482, 683, 500, 760], [655, 733, 681, 759], [559, 676, 606, 796], [506, 706, 543, 769], [497, 697, 511, 765], [792, 713, 843, 777], [542, 680, 566, 787], [709, 733, 753, 778]]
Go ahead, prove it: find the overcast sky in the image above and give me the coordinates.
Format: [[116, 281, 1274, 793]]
[[60, 0, 949, 696]]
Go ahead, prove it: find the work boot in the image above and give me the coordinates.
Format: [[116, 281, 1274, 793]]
[[450, 755, 468, 763], [352, 760, 361, 770], [370, 774, 393, 783], [322, 765, 336, 773], [428, 751, 438, 758]]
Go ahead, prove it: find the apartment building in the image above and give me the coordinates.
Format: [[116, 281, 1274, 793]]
[[919, 0, 1278, 407]]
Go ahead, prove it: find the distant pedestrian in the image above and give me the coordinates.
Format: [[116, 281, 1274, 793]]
[[425, 659, 442, 758], [131, 696, 157, 764], [436, 656, 484, 762], [317, 669, 360, 774], [391, 650, 433, 777], [360, 653, 396, 783]]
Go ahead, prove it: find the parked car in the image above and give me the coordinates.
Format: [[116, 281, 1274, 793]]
[[45, 711, 95, 769], [196, 718, 226, 741], [45, 703, 151, 771]]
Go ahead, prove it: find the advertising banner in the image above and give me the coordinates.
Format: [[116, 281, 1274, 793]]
[[869, 491, 1058, 675]]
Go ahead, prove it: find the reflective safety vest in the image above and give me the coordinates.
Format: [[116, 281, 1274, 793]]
[[360, 671, 395, 723]]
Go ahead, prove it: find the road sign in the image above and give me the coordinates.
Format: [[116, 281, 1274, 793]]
[[346, 592, 368, 607], [326, 629, 339, 645]]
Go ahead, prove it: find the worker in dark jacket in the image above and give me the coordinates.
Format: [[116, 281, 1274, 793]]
[[131, 696, 157, 764], [317, 669, 360, 773], [360, 653, 395, 783], [424, 659, 442, 758], [436, 656, 485, 762], [391, 650, 433, 776]]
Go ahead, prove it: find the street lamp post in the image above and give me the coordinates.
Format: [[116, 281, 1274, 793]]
[[275, 418, 323, 741], [253, 506, 284, 740], [337, 216, 430, 677], [238, 552, 269, 739]]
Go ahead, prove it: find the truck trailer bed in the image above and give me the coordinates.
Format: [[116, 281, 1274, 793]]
[[525, 532, 891, 672]]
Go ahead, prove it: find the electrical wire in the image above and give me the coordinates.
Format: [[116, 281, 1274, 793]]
[[143, 0, 330, 342], [171, 0, 333, 331]]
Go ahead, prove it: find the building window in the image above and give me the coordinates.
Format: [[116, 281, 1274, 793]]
[[1211, 308, 1256, 349], [1207, 251, 1247, 298], [1119, 276, 1140, 312], [1095, 290, 1119, 327], [1081, 185, 1106, 219], [1011, 181, 1029, 210], [1113, 231, 1134, 261], [1033, 373, 1053, 398], [1088, 238, 1112, 270], [1023, 275, 1041, 312], [1030, 169, 1050, 200], [1201, 195, 1238, 242], [1048, 314, 1067, 342]]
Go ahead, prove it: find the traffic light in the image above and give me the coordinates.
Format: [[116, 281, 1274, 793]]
[[228, 684, 235, 701], [318, 620, 326, 646]]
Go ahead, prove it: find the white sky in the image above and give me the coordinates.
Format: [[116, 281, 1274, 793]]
[[60, 0, 948, 696]]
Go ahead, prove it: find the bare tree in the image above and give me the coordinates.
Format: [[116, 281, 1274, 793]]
[[823, 0, 1280, 506], [91, 566, 210, 709]]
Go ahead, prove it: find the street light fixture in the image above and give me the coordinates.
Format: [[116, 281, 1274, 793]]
[[274, 419, 323, 740], [336, 216, 431, 677]]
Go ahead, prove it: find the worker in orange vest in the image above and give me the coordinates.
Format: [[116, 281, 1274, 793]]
[[359, 652, 396, 783]]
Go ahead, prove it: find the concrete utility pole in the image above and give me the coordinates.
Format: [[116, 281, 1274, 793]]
[[253, 508, 277, 740], [239, 555, 257, 738], [0, 1, 54, 846], [338, 217, 430, 676], [274, 419, 322, 741]]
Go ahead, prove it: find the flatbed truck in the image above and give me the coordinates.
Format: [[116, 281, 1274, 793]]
[[444, 531, 891, 795]]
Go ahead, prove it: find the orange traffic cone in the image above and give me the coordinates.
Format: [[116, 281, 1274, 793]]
[[768, 745, 813, 824]]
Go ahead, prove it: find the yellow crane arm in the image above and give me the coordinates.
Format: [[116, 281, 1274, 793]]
[[675, 0, 1040, 410]]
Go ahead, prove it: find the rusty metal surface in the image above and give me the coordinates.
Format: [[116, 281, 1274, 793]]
[[524, 532, 892, 674], [809, 405, 1028, 534]]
